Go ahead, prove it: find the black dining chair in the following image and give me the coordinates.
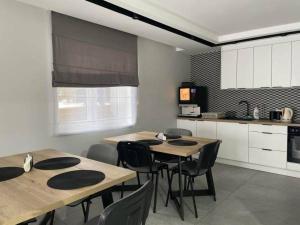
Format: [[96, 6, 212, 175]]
[[50, 143, 118, 223], [85, 180, 153, 225], [167, 140, 221, 218], [70, 144, 118, 222], [117, 141, 170, 213], [153, 128, 192, 179]]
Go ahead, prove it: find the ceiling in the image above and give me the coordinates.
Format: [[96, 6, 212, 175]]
[[17, 0, 300, 54]]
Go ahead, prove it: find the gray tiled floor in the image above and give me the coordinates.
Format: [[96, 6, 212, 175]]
[[34, 164, 300, 225]]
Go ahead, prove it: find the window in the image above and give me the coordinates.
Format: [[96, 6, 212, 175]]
[[54, 87, 137, 135]]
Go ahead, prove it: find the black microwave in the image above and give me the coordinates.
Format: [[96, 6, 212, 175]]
[[178, 86, 208, 111]]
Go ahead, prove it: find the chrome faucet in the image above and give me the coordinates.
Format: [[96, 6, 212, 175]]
[[239, 100, 250, 117]]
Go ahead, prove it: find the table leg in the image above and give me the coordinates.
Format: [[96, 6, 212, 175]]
[[178, 156, 184, 220]]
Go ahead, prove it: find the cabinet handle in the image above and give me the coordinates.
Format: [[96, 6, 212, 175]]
[[262, 148, 272, 151], [262, 132, 272, 134], [238, 122, 247, 124]]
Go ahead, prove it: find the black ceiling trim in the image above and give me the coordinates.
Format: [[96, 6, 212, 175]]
[[86, 0, 300, 47], [86, 0, 215, 47]]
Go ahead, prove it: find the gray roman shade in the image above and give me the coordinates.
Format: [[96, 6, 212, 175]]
[[51, 12, 138, 87]]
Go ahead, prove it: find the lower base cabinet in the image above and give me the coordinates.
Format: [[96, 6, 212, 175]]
[[249, 148, 286, 169], [216, 122, 249, 162]]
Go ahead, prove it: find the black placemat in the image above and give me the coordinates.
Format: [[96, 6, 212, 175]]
[[137, 139, 163, 145], [164, 134, 182, 139], [47, 170, 105, 190], [34, 157, 81, 170], [0, 167, 24, 182], [167, 140, 198, 146]]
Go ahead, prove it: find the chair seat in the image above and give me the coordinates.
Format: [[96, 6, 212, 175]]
[[173, 160, 207, 177], [126, 162, 168, 173]]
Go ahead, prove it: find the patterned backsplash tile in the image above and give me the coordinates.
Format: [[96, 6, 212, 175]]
[[191, 50, 300, 121]]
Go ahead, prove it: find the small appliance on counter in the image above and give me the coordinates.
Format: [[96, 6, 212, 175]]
[[178, 82, 207, 117], [269, 110, 283, 121], [269, 108, 293, 122], [282, 107, 293, 122]]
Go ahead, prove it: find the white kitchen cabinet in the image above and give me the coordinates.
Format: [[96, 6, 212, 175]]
[[237, 48, 254, 88], [292, 41, 300, 87], [216, 122, 249, 162], [177, 119, 196, 136], [272, 42, 292, 87], [253, 45, 272, 88], [249, 148, 286, 169], [249, 132, 287, 151], [196, 121, 217, 139], [249, 124, 287, 134], [221, 50, 237, 89]]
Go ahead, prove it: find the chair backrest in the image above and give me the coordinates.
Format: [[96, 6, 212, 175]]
[[87, 144, 118, 165], [117, 141, 153, 170], [98, 180, 153, 225], [196, 140, 221, 172], [165, 128, 192, 136]]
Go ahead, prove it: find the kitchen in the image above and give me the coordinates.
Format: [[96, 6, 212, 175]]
[[2, 1, 300, 225]]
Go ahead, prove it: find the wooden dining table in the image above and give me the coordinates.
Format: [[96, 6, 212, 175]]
[[104, 131, 219, 220], [0, 149, 136, 225]]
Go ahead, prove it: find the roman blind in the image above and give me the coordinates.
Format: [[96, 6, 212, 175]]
[[51, 12, 138, 87]]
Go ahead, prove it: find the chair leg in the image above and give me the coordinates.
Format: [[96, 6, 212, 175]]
[[153, 173, 159, 213], [189, 177, 198, 218], [165, 168, 172, 207], [82, 200, 92, 223], [206, 168, 216, 201], [120, 182, 125, 199], [50, 210, 55, 225], [184, 175, 187, 191], [137, 172, 141, 186], [165, 170, 174, 207], [161, 169, 164, 178]]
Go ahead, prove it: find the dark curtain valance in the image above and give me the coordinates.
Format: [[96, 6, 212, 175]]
[[51, 12, 138, 87]]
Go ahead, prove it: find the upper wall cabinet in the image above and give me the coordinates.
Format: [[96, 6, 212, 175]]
[[272, 42, 292, 87], [221, 50, 237, 89], [292, 41, 300, 87], [237, 48, 254, 88], [253, 45, 272, 88], [220, 34, 300, 89]]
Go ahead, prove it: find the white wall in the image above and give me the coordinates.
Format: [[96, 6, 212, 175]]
[[0, 0, 190, 156]]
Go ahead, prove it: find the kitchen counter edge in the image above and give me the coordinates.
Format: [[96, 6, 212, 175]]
[[177, 117, 300, 127]]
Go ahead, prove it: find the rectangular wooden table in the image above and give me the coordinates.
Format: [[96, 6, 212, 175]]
[[104, 131, 219, 220], [0, 149, 136, 225]]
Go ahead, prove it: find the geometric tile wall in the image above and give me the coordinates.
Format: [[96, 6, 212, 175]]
[[191, 49, 300, 121]]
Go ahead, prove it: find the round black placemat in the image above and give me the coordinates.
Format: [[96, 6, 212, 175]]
[[164, 134, 182, 139], [168, 140, 198, 146], [34, 157, 81, 170], [0, 167, 24, 182], [138, 139, 163, 145], [47, 170, 105, 190]]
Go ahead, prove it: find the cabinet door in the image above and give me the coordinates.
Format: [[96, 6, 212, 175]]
[[221, 50, 237, 89], [196, 121, 217, 139], [176, 119, 196, 136], [253, 45, 272, 88], [237, 48, 253, 88], [216, 122, 249, 162], [272, 42, 292, 87], [292, 41, 300, 87]]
